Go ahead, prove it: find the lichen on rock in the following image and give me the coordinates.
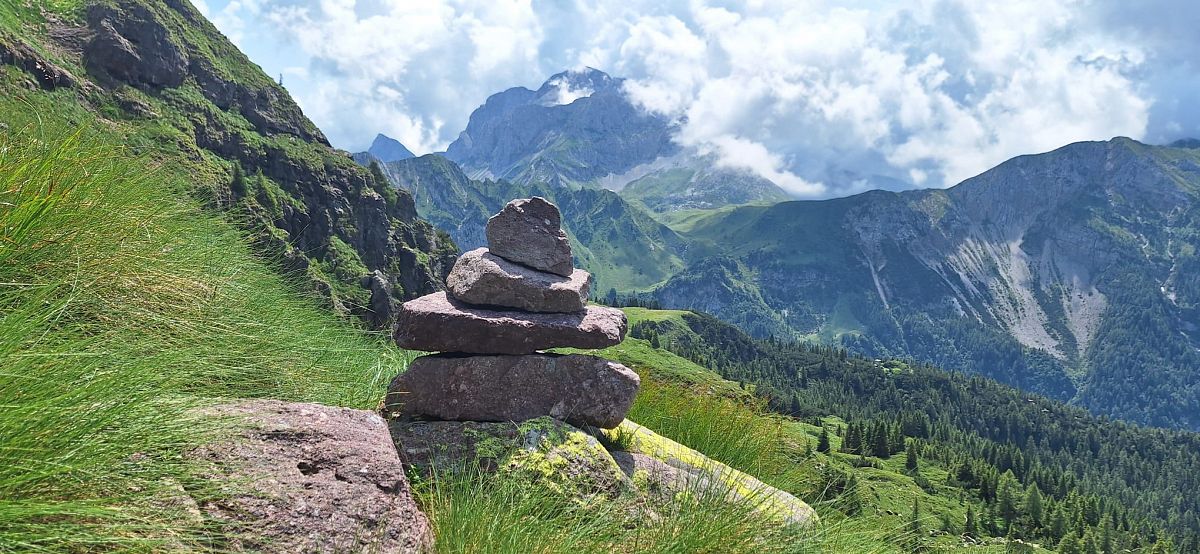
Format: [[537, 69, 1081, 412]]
[[603, 420, 818, 527], [390, 417, 629, 501]]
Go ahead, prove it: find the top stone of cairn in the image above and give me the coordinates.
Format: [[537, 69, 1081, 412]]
[[486, 197, 573, 276]]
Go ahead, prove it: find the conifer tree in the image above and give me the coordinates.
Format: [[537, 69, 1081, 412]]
[[817, 428, 831, 453], [905, 442, 919, 472], [1025, 482, 1044, 529], [997, 472, 1019, 530], [1059, 533, 1084, 554], [872, 423, 891, 458], [964, 505, 979, 539]]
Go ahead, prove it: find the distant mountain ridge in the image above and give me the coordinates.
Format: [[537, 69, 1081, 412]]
[[661, 137, 1200, 429], [363, 69, 1200, 430]]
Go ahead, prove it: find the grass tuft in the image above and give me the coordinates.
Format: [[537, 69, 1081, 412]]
[[0, 121, 407, 550]]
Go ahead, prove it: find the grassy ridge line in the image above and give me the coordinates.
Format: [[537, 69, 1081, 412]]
[[0, 119, 408, 550]]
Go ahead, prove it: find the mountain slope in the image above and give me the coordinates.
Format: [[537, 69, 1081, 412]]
[[370, 154, 688, 292], [619, 154, 792, 214], [661, 138, 1200, 430], [615, 307, 1199, 551], [0, 0, 456, 328]]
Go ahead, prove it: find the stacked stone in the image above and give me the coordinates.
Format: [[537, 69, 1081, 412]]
[[386, 197, 639, 429]]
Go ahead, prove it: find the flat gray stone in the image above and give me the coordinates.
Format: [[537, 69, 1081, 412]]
[[393, 292, 627, 354], [446, 248, 591, 313], [386, 353, 640, 428], [486, 197, 573, 276], [189, 401, 433, 553]]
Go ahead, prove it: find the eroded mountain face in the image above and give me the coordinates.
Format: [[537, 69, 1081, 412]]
[[6, 0, 458, 327], [661, 138, 1200, 429]]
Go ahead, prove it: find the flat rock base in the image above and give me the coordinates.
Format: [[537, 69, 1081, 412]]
[[386, 353, 639, 429]]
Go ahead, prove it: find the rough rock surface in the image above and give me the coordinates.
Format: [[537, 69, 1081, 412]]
[[394, 292, 627, 354], [604, 420, 818, 527], [386, 353, 639, 428], [388, 417, 628, 498], [0, 39, 76, 90], [446, 248, 591, 313], [190, 401, 433, 553], [486, 197, 573, 276]]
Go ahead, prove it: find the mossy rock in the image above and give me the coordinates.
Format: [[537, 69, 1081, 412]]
[[604, 420, 818, 527], [389, 417, 629, 500]]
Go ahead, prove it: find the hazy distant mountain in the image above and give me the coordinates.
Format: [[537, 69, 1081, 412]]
[[619, 155, 792, 214], [444, 68, 680, 187]]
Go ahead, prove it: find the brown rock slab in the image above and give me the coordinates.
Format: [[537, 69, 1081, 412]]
[[486, 197, 573, 276], [385, 353, 640, 428], [446, 248, 591, 313], [394, 292, 627, 354], [189, 400, 433, 553]]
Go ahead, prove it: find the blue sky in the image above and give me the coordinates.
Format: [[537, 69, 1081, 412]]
[[191, 0, 1200, 198]]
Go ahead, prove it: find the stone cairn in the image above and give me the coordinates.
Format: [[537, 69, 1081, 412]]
[[385, 197, 640, 430]]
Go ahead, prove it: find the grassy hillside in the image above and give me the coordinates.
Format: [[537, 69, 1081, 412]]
[[0, 116, 411, 550], [619, 308, 1195, 552], [0, 0, 457, 328]]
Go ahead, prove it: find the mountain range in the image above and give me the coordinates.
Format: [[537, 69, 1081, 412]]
[[360, 69, 1200, 431], [6, 1, 1200, 550]]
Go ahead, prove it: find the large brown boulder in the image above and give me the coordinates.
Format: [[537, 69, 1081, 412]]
[[446, 248, 591, 313], [486, 197, 573, 276], [394, 292, 627, 354], [189, 401, 433, 553], [385, 353, 639, 428]]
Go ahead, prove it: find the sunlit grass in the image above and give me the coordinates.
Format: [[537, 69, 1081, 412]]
[[0, 122, 406, 550]]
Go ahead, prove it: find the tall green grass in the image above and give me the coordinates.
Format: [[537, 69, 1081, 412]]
[[0, 123, 407, 550], [413, 378, 901, 553], [414, 467, 803, 554]]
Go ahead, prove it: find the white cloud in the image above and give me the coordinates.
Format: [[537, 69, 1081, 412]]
[[204, 0, 1190, 197]]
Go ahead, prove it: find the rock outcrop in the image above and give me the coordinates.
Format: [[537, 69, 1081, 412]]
[[33, 0, 459, 329], [190, 401, 433, 553]]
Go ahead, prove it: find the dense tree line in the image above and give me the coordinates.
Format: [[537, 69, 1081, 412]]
[[631, 313, 1200, 551]]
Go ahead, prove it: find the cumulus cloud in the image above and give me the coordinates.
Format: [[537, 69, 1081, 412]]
[[205, 0, 1194, 197]]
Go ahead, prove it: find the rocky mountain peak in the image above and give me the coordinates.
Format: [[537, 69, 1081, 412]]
[[367, 133, 415, 162]]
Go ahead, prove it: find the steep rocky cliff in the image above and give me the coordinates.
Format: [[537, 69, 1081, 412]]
[[0, 0, 456, 327]]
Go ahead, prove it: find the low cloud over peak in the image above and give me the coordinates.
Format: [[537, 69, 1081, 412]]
[[200, 0, 1197, 198]]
